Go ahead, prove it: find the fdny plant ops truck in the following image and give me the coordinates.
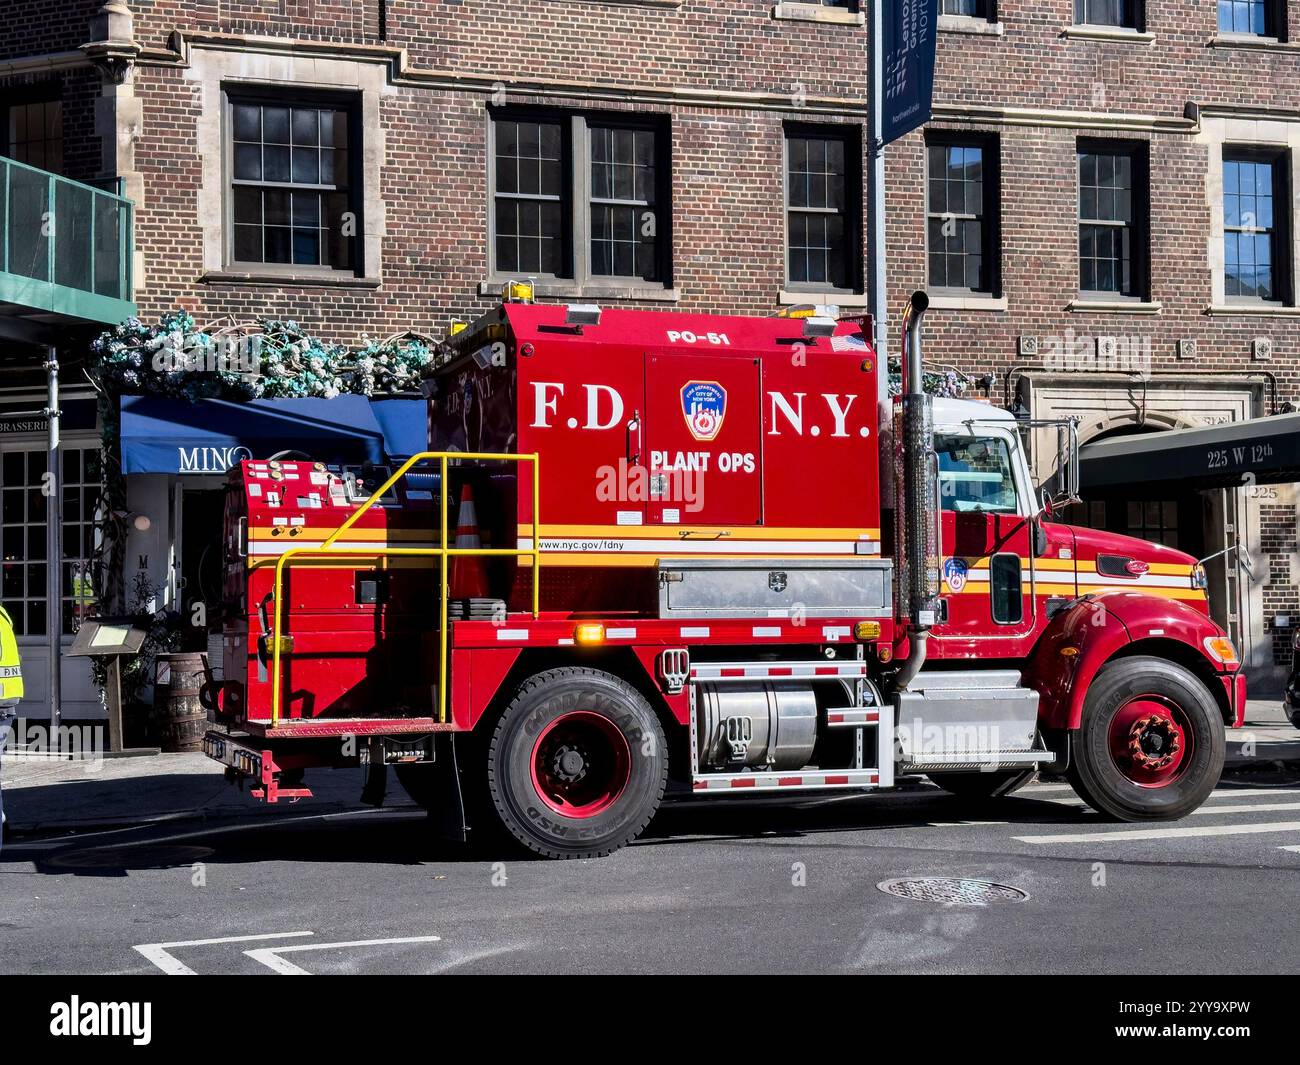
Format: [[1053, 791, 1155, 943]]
[[204, 290, 1246, 858]]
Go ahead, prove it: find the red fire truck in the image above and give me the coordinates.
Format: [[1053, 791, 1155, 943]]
[[205, 290, 1246, 858]]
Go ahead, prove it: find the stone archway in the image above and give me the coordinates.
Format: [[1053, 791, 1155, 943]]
[[1075, 409, 1196, 448]]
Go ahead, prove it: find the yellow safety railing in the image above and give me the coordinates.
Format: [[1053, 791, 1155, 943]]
[[268, 451, 542, 726]]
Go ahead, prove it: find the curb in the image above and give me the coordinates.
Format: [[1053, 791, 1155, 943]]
[[1225, 739, 1300, 769]]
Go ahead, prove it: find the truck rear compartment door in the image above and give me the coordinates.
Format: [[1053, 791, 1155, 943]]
[[643, 353, 762, 526]]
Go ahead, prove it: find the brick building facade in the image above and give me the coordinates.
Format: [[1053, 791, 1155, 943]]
[[2, 0, 1299, 691]]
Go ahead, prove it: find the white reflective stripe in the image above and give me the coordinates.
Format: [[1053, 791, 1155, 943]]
[[680, 626, 711, 638], [690, 662, 868, 679], [1083, 573, 1194, 588], [517, 538, 873, 555], [496, 629, 530, 640], [752, 626, 782, 638], [557, 638, 575, 646], [693, 769, 879, 791], [822, 626, 851, 641], [605, 628, 637, 639]]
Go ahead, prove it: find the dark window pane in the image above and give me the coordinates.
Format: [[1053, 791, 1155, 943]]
[[292, 108, 319, 145], [233, 143, 262, 181], [292, 147, 320, 184], [263, 145, 291, 183], [265, 227, 291, 263], [263, 107, 290, 144], [232, 104, 261, 142], [292, 229, 320, 266], [233, 187, 261, 225], [292, 192, 320, 228], [264, 190, 290, 227]]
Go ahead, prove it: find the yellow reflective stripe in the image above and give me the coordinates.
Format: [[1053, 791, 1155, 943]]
[[248, 527, 438, 542]]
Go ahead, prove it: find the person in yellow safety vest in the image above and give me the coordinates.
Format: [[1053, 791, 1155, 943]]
[[0, 603, 22, 849]]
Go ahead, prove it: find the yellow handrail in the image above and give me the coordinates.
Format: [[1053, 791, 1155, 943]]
[[268, 451, 541, 726]]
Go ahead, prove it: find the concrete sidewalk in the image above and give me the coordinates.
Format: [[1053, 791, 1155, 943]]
[[1226, 697, 1300, 767], [0, 747, 417, 837]]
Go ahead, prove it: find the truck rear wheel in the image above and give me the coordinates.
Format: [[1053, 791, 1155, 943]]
[[1068, 656, 1224, 822], [485, 667, 667, 859], [934, 769, 1035, 801]]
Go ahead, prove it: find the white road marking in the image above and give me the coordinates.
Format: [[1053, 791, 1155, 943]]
[[1022, 799, 1300, 817], [1209, 787, 1300, 799], [1191, 801, 1300, 816], [244, 935, 443, 975], [1279, 846, 1300, 853], [134, 931, 314, 976], [1016, 820, 1300, 845]]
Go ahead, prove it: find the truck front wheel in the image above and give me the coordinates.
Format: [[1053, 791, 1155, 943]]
[[1068, 656, 1224, 821], [485, 667, 668, 859]]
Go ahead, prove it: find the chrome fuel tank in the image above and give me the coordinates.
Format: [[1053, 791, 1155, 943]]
[[696, 683, 818, 771]]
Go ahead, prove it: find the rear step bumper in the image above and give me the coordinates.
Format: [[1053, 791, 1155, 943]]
[[203, 731, 313, 804]]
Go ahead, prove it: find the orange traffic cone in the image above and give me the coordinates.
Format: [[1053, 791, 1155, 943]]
[[450, 484, 490, 599]]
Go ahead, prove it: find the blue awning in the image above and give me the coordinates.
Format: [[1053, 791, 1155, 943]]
[[119, 395, 401, 475]]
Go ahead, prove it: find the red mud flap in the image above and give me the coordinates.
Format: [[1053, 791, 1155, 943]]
[[1220, 671, 1248, 728], [203, 731, 313, 804]]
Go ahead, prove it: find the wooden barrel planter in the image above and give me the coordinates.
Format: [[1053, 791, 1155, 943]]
[[155, 652, 209, 753]]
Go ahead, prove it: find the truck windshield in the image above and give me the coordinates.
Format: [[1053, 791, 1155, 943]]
[[936, 433, 1019, 514]]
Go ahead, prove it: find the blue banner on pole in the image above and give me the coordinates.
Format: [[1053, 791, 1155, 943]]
[[882, 0, 940, 145]]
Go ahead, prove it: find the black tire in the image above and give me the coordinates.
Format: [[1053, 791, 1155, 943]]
[[1068, 656, 1224, 822], [484, 667, 667, 859], [933, 769, 1035, 801]]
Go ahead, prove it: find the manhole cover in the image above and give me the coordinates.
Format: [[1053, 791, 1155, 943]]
[[877, 877, 1029, 905]]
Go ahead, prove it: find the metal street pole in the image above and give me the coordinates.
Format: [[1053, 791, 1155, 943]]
[[45, 349, 62, 733], [869, 0, 889, 422]]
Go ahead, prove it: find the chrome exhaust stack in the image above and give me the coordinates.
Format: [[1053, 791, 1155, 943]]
[[891, 291, 940, 692]]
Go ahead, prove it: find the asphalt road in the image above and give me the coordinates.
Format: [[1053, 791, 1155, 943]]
[[2, 772, 1299, 975]]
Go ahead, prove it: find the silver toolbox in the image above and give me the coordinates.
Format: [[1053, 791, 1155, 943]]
[[658, 558, 892, 619]]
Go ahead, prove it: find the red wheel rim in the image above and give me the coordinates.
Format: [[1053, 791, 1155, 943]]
[[1107, 695, 1194, 788], [530, 711, 631, 819]]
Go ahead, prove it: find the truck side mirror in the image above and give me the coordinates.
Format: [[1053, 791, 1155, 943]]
[[1039, 488, 1054, 520]]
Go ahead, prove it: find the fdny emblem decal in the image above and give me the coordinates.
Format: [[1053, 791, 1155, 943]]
[[943, 557, 968, 593], [681, 381, 727, 442]]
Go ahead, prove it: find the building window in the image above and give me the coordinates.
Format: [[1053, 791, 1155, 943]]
[[0, 444, 98, 637], [926, 135, 999, 295], [1218, 1, 1279, 36], [943, 0, 993, 16], [1078, 142, 1148, 299], [1074, 0, 1139, 27], [228, 97, 356, 272], [4, 99, 63, 174], [785, 126, 861, 292], [490, 112, 669, 286], [493, 117, 567, 277], [589, 126, 659, 280], [1224, 150, 1289, 302]]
